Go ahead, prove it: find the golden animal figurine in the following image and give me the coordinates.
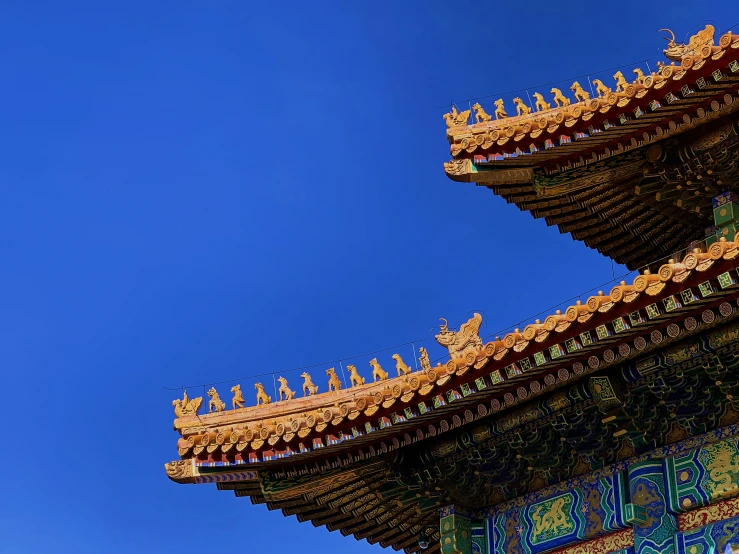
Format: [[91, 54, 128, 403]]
[[436, 313, 487, 369], [443, 106, 471, 128], [301, 372, 318, 396], [471, 102, 491, 124], [207, 387, 225, 413], [230, 384, 245, 409], [277, 376, 295, 400], [592, 79, 611, 97], [494, 98, 507, 119], [633, 68, 647, 84], [172, 390, 203, 417], [347, 364, 365, 387], [254, 383, 271, 405], [512, 97, 531, 116], [570, 81, 590, 102], [661, 25, 715, 62], [391, 353, 412, 376], [613, 71, 629, 93], [369, 358, 388, 382], [419, 347, 432, 371], [532, 92, 550, 112], [326, 367, 343, 392], [550, 88, 570, 108]]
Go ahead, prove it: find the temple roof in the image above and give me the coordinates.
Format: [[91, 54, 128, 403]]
[[443, 26, 739, 269], [166, 235, 739, 552]]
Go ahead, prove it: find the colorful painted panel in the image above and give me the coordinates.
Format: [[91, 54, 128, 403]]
[[487, 472, 628, 553], [471, 523, 487, 554], [667, 436, 739, 513], [549, 529, 634, 554], [674, 515, 739, 553], [629, 460, 678, 554]]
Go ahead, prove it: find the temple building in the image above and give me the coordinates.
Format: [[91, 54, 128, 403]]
[[165, 24, 739, 554]]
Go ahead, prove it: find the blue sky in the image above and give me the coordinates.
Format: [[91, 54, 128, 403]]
[[0, 2, 733, 552]]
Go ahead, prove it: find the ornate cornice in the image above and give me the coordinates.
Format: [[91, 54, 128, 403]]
[[166, 238, 739, 467]]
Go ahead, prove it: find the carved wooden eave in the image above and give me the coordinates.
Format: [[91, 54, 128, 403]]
[[443, 27, 739, 269], [165, 239, 739, 551], [166, 237, 739, 467]]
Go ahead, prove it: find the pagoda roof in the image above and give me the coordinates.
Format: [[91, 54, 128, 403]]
[[443, 26, 739, 269], [165, 235, 739, 552]]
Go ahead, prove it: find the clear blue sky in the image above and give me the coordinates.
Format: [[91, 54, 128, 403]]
[[1, 2, 733, 552]]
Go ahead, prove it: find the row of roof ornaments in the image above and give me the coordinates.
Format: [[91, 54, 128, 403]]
[[173, 349, 436, 417], [172, 237, 739, 459], [443, 26, 739, 152]]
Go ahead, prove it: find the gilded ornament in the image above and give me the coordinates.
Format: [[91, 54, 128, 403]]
[[419, 347, 432, 371], [613, 71, 629, 93], [592, 79, 611, 97], [471, 102, 492, 124], [661, 25, 715, 62], [443, 106, 471, 128], [326, 367, 343, 391], [391, 353, 412, 376], [165, 459, 193, 481], [347, 364, 365, 387], [369, 358, 388, 381], [254, 383, 271, 405], [443, 159, 471, 177], [532, 93, 550, 112], [277, 376, 295, 400], [435, 313, 487, 369], [301, 372, 319, 396], [633, 67, 647, 84], [570, 81, 590, 102], [172, 390, 203, 417], [513, 97, 532, 116], [207, 387, 226, 413], [551, 88, 570, 107], [231, 384, 245, 409], [494, 98, 508, 119]]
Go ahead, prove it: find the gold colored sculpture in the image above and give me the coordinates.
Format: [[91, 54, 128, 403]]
[[633, 68, 647, 84], [419, 347, 432, 371], [347, 364, 365, 387], [231, 384, 245, 409], [532, 92, 550, 112], [207, 387, 225, 413], [172, 390, 203, 417], [512, 97, 531, 116], [592, 79, 611, 97], [661, 25, 715, 61], [326, 367, 343, 392], [570, 82, 590, 102], [254, 383, 271, 405], [435, 313, 486, 368], [277, 377, 295, 400], [471, 102, 492, 124], [391, 353, 412, 376], [369, 358, 388, 381], [443, 106, 471, 128], [301, 372, 319, 396], [494, 99, 508, 119], [613, 71, 629, 93], [551, 88, 571, 108]]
